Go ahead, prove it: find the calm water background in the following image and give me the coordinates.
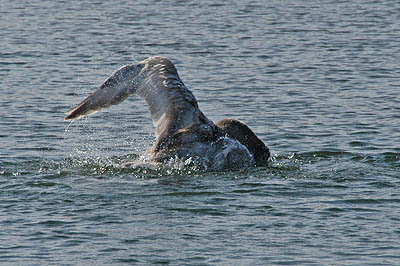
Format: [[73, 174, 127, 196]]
[[1, 0, 400, 265]]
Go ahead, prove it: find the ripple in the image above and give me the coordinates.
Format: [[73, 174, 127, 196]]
[[1, 0, 400, 265]]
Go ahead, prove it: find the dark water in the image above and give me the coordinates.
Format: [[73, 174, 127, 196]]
[[1, 0, 400, 265]]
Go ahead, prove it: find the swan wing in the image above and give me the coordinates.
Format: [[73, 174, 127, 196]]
[[65, 56, 212, 139]]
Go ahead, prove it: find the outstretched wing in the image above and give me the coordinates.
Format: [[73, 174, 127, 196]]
[[64, 64, 142, 120], [65, 56, 213, 140], [136, 57, 212, 139]]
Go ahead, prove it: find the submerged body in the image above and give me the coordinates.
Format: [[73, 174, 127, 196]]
[[65, 56, 270, 170]]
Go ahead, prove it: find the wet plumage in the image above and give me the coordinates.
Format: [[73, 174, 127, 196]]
[[65, 56, 270, 169]]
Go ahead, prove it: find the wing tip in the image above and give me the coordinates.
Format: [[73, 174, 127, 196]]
[[64, 114, 74, 121], [64, 109, 79, 121], [64, 106, 98, 121], [64, 96, 93, 121]]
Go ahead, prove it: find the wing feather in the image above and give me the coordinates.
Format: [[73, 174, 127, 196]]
[[64, 64, 140, 120], [65, 56, 214, 140]]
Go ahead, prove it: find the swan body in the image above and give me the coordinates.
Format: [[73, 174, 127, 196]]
[[65, 56, 270, 169]]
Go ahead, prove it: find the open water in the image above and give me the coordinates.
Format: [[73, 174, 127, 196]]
[[1, 0, 400, 265]]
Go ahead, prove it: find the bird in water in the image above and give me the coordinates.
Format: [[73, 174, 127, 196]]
[[65, 56, 270, 170]]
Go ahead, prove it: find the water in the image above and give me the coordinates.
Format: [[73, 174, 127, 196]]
[[1, 0, 400, 265]]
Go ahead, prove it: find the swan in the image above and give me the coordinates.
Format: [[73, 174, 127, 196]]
[[65, 56, 270, 169]]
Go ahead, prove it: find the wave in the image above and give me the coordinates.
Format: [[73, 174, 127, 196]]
[[1, 150, 397, 184]]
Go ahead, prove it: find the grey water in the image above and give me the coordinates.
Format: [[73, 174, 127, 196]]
[[1, 0, 400, 265]]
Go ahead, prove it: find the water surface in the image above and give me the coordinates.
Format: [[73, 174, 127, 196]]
[[1, 0, 400, 265]]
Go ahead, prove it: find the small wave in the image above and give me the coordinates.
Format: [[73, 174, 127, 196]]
[[2, 149, 397, 183], [265, 150, 399, 181]]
